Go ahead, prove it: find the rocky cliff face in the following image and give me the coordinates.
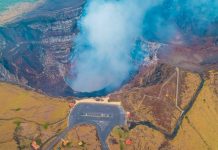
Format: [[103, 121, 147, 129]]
[[0, 0, 84, 96], [0, 0, 218, 97]]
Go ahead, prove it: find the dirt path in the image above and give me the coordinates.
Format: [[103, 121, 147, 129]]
[[130, 75, 205, 139]]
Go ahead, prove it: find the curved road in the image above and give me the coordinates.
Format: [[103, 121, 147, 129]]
[[46, 103, 126, 150]]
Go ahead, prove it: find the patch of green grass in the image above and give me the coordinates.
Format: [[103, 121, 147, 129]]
[[15, 108, 21, 111], [66, 142, 72, 148], [35, 138, 42, 145], [20, 145, 26, 149], [119, 140, 124, 150], [114, 127, 129, 139], [42, 122, 49, 129], [13, 120, 21, 127]]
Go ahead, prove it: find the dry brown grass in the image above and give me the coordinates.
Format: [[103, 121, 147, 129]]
[[0, 82, 69, 149], [54, 125, 101, 150], [0, 141, 17, 150], [0, 69, 217, 150], [0, 120, 16, 143], [179, 71, 201, 109], [170, 71, 218, 150], [109, 70, 218, 150], [0, 82, 69, 124], [108, 125, 164, 150]]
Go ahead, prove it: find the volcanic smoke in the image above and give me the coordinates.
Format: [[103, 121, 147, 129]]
[[66, 0, 218, 93], [67, 0, 160, 92]]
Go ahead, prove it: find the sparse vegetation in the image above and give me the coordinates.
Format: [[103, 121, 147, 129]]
[[42, 122, 49, 129], [108, 71, 218, 150], [13, 120, 21, 128], [170, 72, 218, 149], [66, 142, 72, 147], [35, 138, 42, 146], [20, 145, 26, 149], [113, 127, 129, 139], [0, 83, 69, 149], [15, 108, 21, 111], [119, 140, 124, 150], [0, 71, 217, 150], [54, 125, 102, 150]]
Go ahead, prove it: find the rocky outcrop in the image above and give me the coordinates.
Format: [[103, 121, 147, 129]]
[[0, 0, 84, 96]]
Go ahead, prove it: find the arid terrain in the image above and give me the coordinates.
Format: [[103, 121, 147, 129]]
[[0, 83, 69, 150], [107, 70, 218, 150], [0, 0, 218, 150], [0, 68, 217, 150]]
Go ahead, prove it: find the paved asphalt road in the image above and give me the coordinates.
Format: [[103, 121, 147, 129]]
[[46, 103, 126, 150], [69, 103, 126, 150]]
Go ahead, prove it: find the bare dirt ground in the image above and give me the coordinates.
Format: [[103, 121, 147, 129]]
[[107, 70, 218, 150], [109, 63, 202, 133], [157, 36, 218, 72]]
